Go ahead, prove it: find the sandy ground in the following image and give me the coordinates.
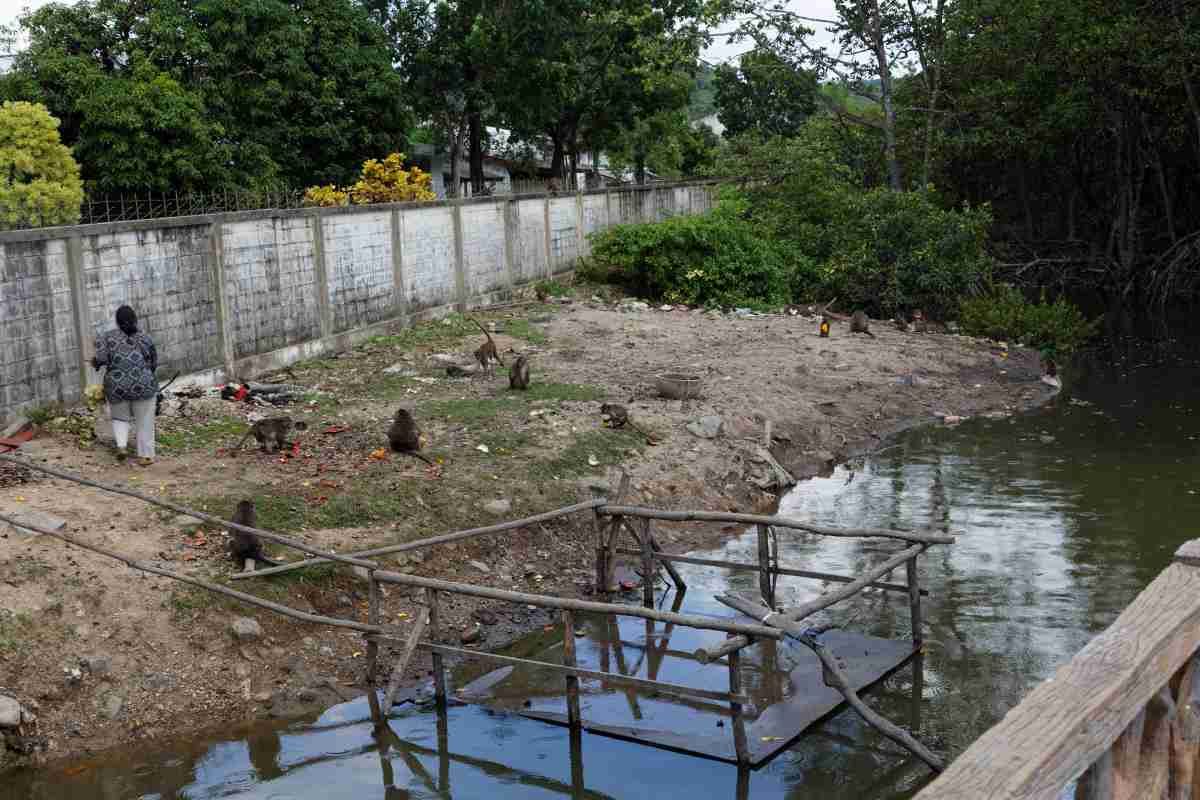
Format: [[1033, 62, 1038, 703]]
[[0, 288, 1054, 770]]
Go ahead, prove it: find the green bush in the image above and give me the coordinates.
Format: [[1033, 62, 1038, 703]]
[[821, 188, 993, 319], [0, 101, 84, 229], [959, 284, 1099, 356], [587, 202, 807, 309]]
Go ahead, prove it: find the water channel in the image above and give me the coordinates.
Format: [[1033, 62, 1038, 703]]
[[8, 354, 1200, 799]]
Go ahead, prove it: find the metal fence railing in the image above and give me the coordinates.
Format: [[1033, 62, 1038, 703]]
[[77, 188, 309, 226]]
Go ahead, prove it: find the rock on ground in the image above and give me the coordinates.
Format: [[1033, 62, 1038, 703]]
[[686, 416, 724, 439], [0, 695, 22, 728], [232, 617, 262, 642]]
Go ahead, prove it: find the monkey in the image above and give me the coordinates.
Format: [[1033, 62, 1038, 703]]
[[446, 364, 474, 378], [234, 418, 308, 453], [508, 354, 530, 390], [546, 178, 561, 196], [387, 408, 435, 466], [850, 310, 876, 338], [911, 309, 927, 333], [819, 316, 831, 338], [535, 284, 549, 303], [228, 499, 282, 569], [469, 317, 504, 376], [600, 403, 658, 445]]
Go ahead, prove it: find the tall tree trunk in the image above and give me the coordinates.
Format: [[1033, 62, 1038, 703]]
[[905, 0, 945, 188], [467, 105, 484, 196], [549, 133, 565, 183], [446, 116, 466, 199], [868, 0, 903, 191]]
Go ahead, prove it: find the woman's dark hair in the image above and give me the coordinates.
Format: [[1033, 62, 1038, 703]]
[[116, 305, 138, 335]]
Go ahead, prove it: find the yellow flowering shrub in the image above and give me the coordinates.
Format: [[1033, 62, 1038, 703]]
[[302, 153, 434, 208]]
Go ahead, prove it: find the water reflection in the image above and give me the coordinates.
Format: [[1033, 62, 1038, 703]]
[[9, 361, 1200, 799]]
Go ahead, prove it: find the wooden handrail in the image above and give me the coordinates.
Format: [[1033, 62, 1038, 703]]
[[915, 538, 1200, 799]]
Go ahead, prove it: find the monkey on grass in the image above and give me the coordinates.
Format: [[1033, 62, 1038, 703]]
[[388, 408, 435, 465], [469, 317, 504, 377], [228, 499, 282, 568], [508, 354, 530, 390], [234, 417, 307, 453]]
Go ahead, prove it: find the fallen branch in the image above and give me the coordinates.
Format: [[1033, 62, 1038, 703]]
[[382, 607, 429, 715]]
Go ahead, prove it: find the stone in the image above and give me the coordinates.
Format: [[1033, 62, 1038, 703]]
[[621, 301, 650, 312], [80, 655, 111, 676], [468, 560, 491, 574], [483, 498, 512, 515], [428, 353, 459, 367], [171, 514, 203, 533], [231, 617, 262, 642], [253, 691, 273, 704], [382, 364, 418, 377], [460, 624, 482, 645], [0, 696, 21, 728], [318, 646, 334, 658], [945, 321, 960, 333], [296, 686, 321, 702], [659, 304, 673, 311], [686, 415, 724, 439], [6, 509, 67, 539]]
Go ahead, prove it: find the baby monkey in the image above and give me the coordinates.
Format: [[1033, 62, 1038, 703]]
[[509, 354, 530, 390], [850, 310, 876, 338], [600, 403, 658, 445], [228, 499, 282, 569], [235, 417, 307, 453], [470, 317, 504, 377], [388, 408, 434, 465]]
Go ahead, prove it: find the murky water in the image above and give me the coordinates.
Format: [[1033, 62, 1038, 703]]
[[8, 356, 1200, 799]]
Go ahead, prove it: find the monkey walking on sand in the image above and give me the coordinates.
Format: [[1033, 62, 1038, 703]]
[[234, 417, 307, 453], [469, 317, 504, 377], [509, 354, 530, 390], [228, 499, 282, 570], [850, 310, 876, 338], [600, 403, 658, 445], [388, 407, 435, 466]]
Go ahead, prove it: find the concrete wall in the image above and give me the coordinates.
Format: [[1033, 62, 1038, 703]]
[[0, 180, 720, 423]]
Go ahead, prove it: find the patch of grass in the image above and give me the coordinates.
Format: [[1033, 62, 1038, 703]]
[[522, 383, 604, 402], [25, 403, 65, 426], [366, 313, 482, 351], [358, 373, 418, 400], [426, 396, 521, 422], [535, 279, 572, 298], [0, 611, 32, 652], [158, 417, 248, 453], [533, 429, 642, 480], [503, 318, 549, 345], [166, 586, 221, 618]]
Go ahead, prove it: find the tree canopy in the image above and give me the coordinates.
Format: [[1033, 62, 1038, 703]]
[[713, 48, 818, 139]]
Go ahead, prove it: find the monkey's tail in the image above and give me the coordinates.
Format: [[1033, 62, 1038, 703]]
[[401, 450, 436, 466], [865, 330, 876, 338], [255, 555, 283, 567]]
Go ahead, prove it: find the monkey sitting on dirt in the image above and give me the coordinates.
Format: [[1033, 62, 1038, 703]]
[[600, 403, 658, 445], [388, 407, 435, 465], [228, 499, 282, 568], [234, 417, 307, 453], [850, 310, 876, 338], [469, 317, 504, 377]]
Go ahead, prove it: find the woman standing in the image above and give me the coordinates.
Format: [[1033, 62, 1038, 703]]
[[92, 305, 159, 465]]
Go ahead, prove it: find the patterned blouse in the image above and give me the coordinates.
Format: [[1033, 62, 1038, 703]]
[[94, 329, 159, 402]]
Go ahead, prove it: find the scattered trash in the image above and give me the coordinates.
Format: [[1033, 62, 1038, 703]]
[[587, 454, 600, 466], [476, 444, 490, 453]]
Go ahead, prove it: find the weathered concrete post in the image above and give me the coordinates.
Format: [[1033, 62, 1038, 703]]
[[574, 190, 587, 261], [64, 234, 93, 394], [310, 211, 334, 339], [389, 207, 407, 322], [543, 195, 553, 279], [451, 200, 468, 313], [207, 220, 236, 377], [502, 198, 518, 292]]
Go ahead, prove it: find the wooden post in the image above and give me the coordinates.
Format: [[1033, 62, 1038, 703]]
[[426, 587, 446, 708], [729, 648, 749, 765], [366, 570, 380, 685], [641, 518, 656, 608], [562, 609, 582, 731], [907, 554, 923, 647], [382, 604, 430, 715], [569, 715, 586, 796], [757, 524, 774, 609]]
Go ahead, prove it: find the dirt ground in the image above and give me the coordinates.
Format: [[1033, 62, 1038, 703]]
[[0, 284, 1055, 771]]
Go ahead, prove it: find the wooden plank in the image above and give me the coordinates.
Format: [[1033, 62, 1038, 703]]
[[757, 524, 773, 608], [694, 636, 753, 665], [598, 504, 954, 544], [372, 571, 785, 640], [420, 642, 748, 705], [907, 555, 923, 647], [729, 648, 749, 765], [611, 549, 926, 595], [914, 562, 1200, 800], [1171, 655, 1200, 800], [382, 607, 429, 715], [427, 588, 446, 708], [1113, 709, 1146, 800]]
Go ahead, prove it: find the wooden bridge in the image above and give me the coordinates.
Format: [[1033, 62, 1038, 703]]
[[916, 537, 1200, 800]]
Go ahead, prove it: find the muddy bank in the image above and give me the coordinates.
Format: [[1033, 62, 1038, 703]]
[[0, 290, 1055, 773]]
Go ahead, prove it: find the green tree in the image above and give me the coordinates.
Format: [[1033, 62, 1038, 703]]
[[713, 48, 818, 138], [5, 0, 409, 192], [0, 101, 84, 229]]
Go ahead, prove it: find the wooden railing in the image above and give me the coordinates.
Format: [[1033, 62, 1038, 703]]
[[915, 538, 1200, 800]]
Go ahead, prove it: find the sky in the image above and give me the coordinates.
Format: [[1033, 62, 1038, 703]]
[[3, 0, 842, 57]]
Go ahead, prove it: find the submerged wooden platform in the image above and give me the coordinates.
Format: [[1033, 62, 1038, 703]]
[[457, 629, 918, 768]]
